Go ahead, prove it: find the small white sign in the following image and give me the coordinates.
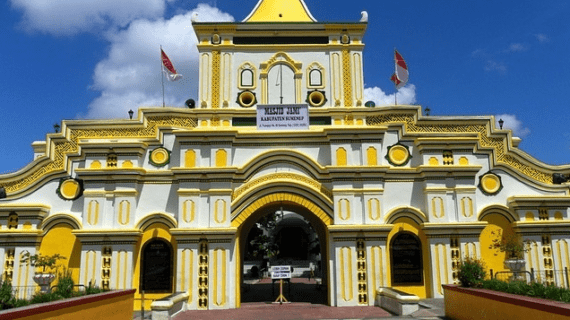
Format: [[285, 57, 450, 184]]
[[257, 104, 309, 130], [271, 265, 292, 279]]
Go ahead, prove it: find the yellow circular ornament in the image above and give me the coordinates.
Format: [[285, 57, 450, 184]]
[[59, 179, 82, 200], [479, 173, 502, 195], [387, 144, 410, 166], [150, 147, 170, 167]]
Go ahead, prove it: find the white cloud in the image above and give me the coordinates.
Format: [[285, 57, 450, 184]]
[[84, 4, 234, 119], [505, 43, 527, 52], [10, 0, 174, 36], [495, 114, 530, 138], [535, 34, 550, 43], [485, 60, 507, 73], [363, 84, 417, 106]]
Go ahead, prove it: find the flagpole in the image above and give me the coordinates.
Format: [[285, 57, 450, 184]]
[[161, 45, 165, 108], [394, 48, 398, 106]]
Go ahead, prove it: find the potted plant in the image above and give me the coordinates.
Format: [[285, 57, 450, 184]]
[[21, 253, 66, 292], [489, 231, 529, 279], [457, 257, 486, 288]]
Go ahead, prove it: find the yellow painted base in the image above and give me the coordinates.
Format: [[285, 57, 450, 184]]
[[444, 285, 570, 320], [2, 289, 135, 320]]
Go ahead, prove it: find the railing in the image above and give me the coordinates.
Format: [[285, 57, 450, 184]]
[[12, 286, 37, 300], [494, 267, 570, 288]]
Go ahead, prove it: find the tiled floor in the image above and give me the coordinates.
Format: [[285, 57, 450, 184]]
[[133, 278, 447, 320]]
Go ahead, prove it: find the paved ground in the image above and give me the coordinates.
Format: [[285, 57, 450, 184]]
[[133, 278, 447, 320]]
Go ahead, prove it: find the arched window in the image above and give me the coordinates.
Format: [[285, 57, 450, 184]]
[[140, 239, 173, 293], [309, 69, 322, 87], [241, 69, 254, 87], [390, 232, 423, 285]]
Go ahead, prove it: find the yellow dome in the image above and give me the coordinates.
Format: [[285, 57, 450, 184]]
[[243, 0, 317, 22]]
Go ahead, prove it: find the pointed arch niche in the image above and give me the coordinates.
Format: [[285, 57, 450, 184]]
[[306, 62, 325, 89], [260, 52, 302, 104], [237, 62, 257, 90]]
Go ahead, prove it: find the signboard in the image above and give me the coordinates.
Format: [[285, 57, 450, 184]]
[[257, 104, 309, 130], [271, 265, 292, 279]]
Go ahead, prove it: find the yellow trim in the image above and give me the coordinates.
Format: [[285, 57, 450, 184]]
[[40, 213, 82, 231], [135, 212, 177, 230], [367, 146, 377, 166], [183, 200, 195, 223], [336, 147, 347, 166], [232, 192, 332, 227], [338, 198, 351, 220], [234, 232, 241, 308], [388, 145, 410, 166], [387, 217, 429, 298], [340, 246, 353, 301], [60, 179, 81, 200], [215, 149, 227, 167], [211, 50, 220, 109], [342, 49, 352, 107], [184, 150, 196, 168], [384, 206, 427, 224], [214, 199, 227, 224], [368, 198, 381, 221], [118, 200, 130, 225], [88, 200, 99, 226]]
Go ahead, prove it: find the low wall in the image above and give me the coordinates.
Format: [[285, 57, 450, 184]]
[[0, 289, 136, 320], [443, 285, 570, 320]]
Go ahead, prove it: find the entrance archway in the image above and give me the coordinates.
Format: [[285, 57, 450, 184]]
[[140, 238, 173, 293], [233, 192, 332, 306]]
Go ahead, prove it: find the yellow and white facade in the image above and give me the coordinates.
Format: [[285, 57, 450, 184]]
[[1, 0, 570, 310]]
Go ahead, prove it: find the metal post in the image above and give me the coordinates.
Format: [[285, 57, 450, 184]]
[[141, 290, 145, 319], [565, 267, 569, 288]]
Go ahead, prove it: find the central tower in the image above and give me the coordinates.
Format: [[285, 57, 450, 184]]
[[192, 0, 367, 109]]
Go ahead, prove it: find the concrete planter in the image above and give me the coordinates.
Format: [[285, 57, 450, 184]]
[[443, 284, 570, 320], [0, 289, 136, 320], [32, 273, 56, 293]]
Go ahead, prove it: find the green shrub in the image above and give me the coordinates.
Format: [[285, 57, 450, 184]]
[[55, 268, 74, 299], [12, 299, 30, 308], [0, 280, 14, 310], [458, 257, 486, 287], [481, 278, 570, 303]]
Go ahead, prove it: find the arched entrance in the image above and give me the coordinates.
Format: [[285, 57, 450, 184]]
[[390, 232, 423, 286], [233, 192, 333, 306], [140, 238, 173, 293], [386, 216, 431, 298], [479, 207, 518, 279]]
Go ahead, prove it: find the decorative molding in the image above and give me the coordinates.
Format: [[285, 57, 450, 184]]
[[366, 113, 557, 185]]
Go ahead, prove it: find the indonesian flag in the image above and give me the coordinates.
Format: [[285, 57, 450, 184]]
[[161, 49, 183, 81], [390, 49, 408, 89]]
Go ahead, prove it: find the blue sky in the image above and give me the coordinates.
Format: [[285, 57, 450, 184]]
[[1, 0, 569, 174]]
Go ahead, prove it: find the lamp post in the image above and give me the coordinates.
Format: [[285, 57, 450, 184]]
[[53, 123, 60, 133], [128, 109, 134, 119], [498, 118, 504, 129], [424, 107, 431, 116]]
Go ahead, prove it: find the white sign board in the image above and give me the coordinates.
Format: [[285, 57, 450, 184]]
[[271, 265, 292, 279], [257, 104, 309, 130]]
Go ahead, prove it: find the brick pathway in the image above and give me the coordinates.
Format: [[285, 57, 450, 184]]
[[175, 303, 392, 320], [133, 278, 447, 319]]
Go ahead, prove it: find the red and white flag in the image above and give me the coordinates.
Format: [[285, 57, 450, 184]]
[[390, 49, 408, 89], [161, 49, 183, 81]]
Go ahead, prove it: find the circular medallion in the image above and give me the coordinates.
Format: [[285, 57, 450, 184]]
[[150, 147, 170, 167], [479, 173, 502, 195], [59, 179, 82, 200], [387, 144, 410, 166], [237, 91, 256, 108]]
